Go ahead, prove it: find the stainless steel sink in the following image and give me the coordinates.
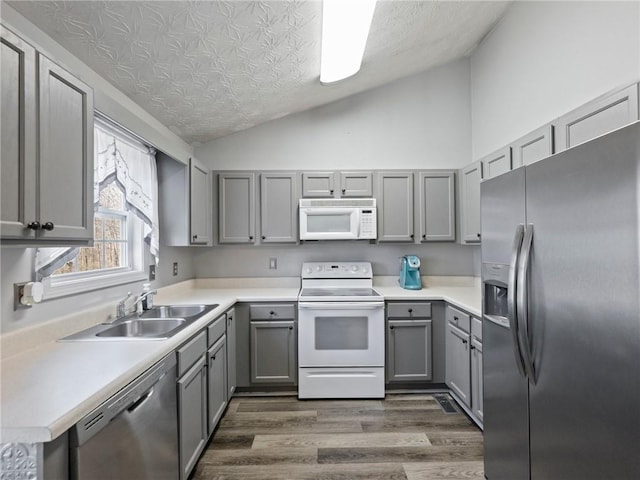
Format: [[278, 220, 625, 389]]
[[139, 305, 211, 319], [96, 318, 186, 338], [59, 304, 219, 341]]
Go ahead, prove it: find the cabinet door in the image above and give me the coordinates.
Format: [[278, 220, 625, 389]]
[[178, 356, 208, 480], [207, 335, 227, 434], [512, 124, 554, 168], [470, 337, 483, 424], [226, 308, 237, 399], [1, 26, 36, 239], [460, 161, 482, 244], [38, 55, 93, 240], [260, 172, 297, 243], [340, 171, 372, 197], [189, 157, 210, 245], [419, 171, 455, 242], [556, 83, 639, 152], [301, 172, 335, 197], [250, 320, 296, 384], [481, 147, 512, 180], [445, 322, 471, 407], [376, 172, 414, 242], [387, 319, 432, 382], [219, 172, 255, 243]]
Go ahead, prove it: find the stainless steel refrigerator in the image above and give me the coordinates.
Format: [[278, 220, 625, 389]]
[[481, 121, 640, 480]]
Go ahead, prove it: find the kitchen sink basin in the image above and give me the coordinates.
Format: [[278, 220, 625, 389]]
[[140, 305, 211, 319], [96, 318, 186, 338], [58, 303, 219, 341]]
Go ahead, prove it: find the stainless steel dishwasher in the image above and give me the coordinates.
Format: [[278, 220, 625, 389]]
[[70, 353, 179, 479]]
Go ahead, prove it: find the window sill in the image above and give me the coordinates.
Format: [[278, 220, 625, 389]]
[[43, 269, 149, 301]]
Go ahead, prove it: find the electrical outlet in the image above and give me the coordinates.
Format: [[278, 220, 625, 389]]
[[149, 265, 156, 281], [269, 257, 277, 269], [172, 262, 179, 276]]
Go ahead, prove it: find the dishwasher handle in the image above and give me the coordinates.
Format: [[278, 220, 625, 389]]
[[71, 353, 176, 447]]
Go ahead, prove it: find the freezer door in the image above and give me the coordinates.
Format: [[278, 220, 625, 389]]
[[483, 317, 530, 480], [481, 168, 526, 265], [525, 122, 640, 479]]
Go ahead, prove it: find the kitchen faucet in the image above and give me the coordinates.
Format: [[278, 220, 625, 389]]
[[116, 288, 158, 318]]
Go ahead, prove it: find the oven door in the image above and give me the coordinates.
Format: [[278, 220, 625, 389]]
[[299, 208, 359, 240], [298, 301, 384, 367]]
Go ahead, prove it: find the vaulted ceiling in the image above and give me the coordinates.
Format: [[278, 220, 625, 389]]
[[9, 1, 511, 144]]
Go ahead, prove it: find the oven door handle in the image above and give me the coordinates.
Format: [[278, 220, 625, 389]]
[[298, 301, 385, 310]]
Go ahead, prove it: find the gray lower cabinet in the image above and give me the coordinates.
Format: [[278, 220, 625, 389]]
[[459, 161, 482, 244], [386, 302, 433, 382], [1, 25, 94, 244], [260, 172, 297, 243], [218, 172, 256, 243], [511, 123, 554, 168], [249, 303, 297, 384], [418, 171, 455, 242], [556, 82, 639, 152], [177, 354, 208, 480], [375, 171, 414, 242], [470, 336, 483, 423], [445, 321, 471, 406], [207, 335, 227, 433], [226, 308, 237, 399], [157, 155, 211, 246]]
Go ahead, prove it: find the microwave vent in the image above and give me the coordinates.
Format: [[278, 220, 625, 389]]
[[299, 198, 376, 208]]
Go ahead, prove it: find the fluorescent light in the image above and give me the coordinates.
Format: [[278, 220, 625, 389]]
[[320, 0, 377, 84]]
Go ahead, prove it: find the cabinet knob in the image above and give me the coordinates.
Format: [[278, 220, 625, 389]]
[[389, 325, 394, 330], [470, 345, 476, 350], [477, 233, 481, 238], [342, 189, 346, 194], [454, 316, 459, 321], [249, 236, 253, 240], [462, 339, 468, 344], [330, 189, 334, 194], [288, 326, 293, 330], [193, 234, 198, 240], [408, 308, 413, 313], [212, 355, 216, 360], [269, 311, 275, 315], [41, 222, 55, 231], [262, 236, 266, 240], [410, 234, 414, 239], [422, 234, 426, 239], [27, 221, 40, 230]]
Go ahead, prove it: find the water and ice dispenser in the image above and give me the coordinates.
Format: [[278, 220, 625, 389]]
[[482, 263, 509, 320]]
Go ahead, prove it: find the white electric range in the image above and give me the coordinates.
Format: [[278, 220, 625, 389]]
[[297, 262, 385, 399]]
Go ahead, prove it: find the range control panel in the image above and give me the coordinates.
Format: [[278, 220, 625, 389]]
[[301, 262, 372, 279]]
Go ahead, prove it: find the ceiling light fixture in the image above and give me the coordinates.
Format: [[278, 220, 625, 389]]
[[320, 0, 377, 84]]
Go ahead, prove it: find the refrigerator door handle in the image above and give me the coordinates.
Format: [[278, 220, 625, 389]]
[[508, 224, 527, 377], [517, 223, 537, 384]]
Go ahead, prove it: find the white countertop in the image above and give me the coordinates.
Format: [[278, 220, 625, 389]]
[[0, 276, 479, 443]]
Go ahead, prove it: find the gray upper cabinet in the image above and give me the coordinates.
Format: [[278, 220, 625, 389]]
[[376, 171, 414, 242], [1, 26, 36, 240], [511, 123, 554, 168], [301, 172, 335, 197], [2, 26, 94, 244], [260, 172, 297, 243], [219, 172, 255, 244], [481, 147, 512, 180], [418, 171, 455, 242], [301, 171, 372, 198], [189, 158, 211, 245], [158, 155, 211, 246], [340, 171, 373, 197], [460, 161, 482, 244], [556, 83, 639, 152]]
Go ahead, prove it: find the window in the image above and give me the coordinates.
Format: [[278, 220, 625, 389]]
[[38, 117, 158, 298]]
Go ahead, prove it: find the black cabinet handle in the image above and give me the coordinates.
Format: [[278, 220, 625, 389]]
[[288, 326, 293, 330], [477, 233, 481, 238], [193, 234, 198, 240], [41, 222, 55, 231], [389, 325, 394, 330], [212, 355, 216, 360], [262, 236, 266, 240], [330, 189, 334, 194], [270, 311, 275, 315], [408, 308, 413, 313], [342, 189, 346, 194], [454, 316, 459, 321], [27, 221, 40, 230], [462, 339, 468, 344], [410, 234, 414, 239], [470, 345, 476, 350], [422, 234, 426, 239], [249, 236, 253, 240]]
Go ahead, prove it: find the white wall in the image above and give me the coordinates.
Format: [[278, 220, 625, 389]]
[[195, 59, 471, 170], [471, 1, 640, 159]]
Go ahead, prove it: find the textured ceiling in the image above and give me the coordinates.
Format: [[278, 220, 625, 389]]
[[9, 1, 511, 144]]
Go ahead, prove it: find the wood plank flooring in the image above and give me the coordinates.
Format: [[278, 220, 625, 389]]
[[192, 394, 484, 480]]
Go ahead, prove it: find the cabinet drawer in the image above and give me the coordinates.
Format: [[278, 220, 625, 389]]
[[250, 304, 295, 320], [446, 305, 471, 333], [177, 331, 207, 377], [207, 314, 227, 347], [387, 302, 431, 319], [471, 316, 482, 341]]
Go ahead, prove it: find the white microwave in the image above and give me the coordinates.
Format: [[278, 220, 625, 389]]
[[299, 198, 377, 240]]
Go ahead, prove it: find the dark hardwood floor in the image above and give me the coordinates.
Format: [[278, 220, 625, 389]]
[[193, 394, 484, 480]]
